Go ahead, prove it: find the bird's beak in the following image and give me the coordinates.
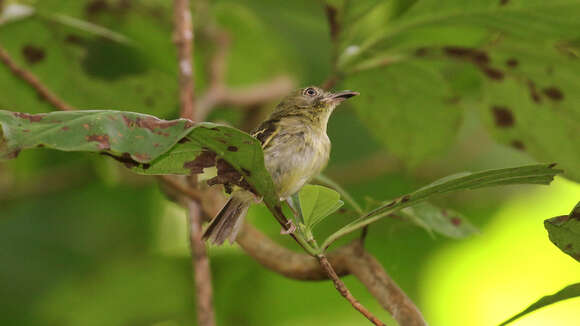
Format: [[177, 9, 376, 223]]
[[325, 90, 360, 104]]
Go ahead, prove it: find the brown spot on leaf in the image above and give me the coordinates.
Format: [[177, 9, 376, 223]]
[[415, 47, 429, 57], [511, 140, 525, 150], [481, 67, 504, 80], [227, 146, 238, 152], [86, 134, 110, 150], [565, 243, 573, 250], [22, 129, 30, 133], [65, 34, 85, 45], [386, 201, 396, 208], [22, 45, 45, 64], [178, 137, 191, 144], [443, 46, 490, 65], [241, 168, 251, 176], [491, 106, 515, 127], [451, 217, 462, 226], [61, 126, 70, 131], [13, 112, 45, 122], [83, 123, 90, 130], [500, 0, 510, 5], [136, 116, 178, 131], [441, 209, 448, 217], [548, 163, 558, 168], [571, 208, 580, 220], [184, 150, 216, 174], [207, 158, 255, 194], [401, 195, 410, 203], [506, 58, 518, 68], [542, 87, 564, 101], [85, 0, 109, 15], [216, 138, 228, 144]]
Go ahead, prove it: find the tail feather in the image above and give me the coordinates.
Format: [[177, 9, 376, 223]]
[[203, 194, 250, 245]]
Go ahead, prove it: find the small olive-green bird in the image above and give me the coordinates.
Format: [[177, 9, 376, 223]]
[[203, 86, 359, 244]]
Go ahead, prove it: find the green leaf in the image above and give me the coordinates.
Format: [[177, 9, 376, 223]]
[[498, 283, 580, 326], [322, 163, 562, 250], [0, 109, 288, 235], [544, 201, 580, 262], [478, 41, 580, 182], [402, 202, 478, 239], [299, 185, 344, 229], [0, 110, 193, 162], [343, 60, 462, 165]]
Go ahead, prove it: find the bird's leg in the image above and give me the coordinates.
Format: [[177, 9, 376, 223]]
[[280, 194, 303, 235]]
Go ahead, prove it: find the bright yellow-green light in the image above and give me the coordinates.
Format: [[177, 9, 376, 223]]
[[420, 177, 580, 326]]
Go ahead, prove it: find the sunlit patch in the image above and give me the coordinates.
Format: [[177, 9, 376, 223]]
[[420, 177, 580, 326]]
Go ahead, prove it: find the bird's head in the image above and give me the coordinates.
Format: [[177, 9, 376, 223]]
[[272, 86, 359, 119]]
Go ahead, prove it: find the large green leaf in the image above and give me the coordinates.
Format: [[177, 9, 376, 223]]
[[0, 110, 193, 162], [338, 1, 580, 177], [499, 283, 580, 326], [0, 1, 181, 117], [0, 109, 284, 226], [544, 201, 580, 262], [343, 60, 462, 165]]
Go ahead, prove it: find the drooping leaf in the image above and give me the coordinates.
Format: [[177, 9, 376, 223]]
[[0, 109, 286, 227], [402, 202, 478, 239], [299, 184, 344, 229], [544, 201, 580, 262], [322, 163, 563, 249], [498, 283, 580, 326], [0, 110, 193, 162]]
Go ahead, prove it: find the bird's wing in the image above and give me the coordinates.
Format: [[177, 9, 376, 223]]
[[251, 119, 280, 150]]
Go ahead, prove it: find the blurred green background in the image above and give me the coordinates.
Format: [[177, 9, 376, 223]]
[[0, 0, 579, 325]]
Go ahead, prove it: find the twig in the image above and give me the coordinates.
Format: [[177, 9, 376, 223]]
[[236, 224, 427, 326], [187, 200, 216, 326], [317, 254, 386, 326], [173, 0, 196, 120], [0, 45, 74, 111]]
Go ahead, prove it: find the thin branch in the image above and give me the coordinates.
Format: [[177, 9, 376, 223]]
[[0, 45, 74, 111], [236, 224, 427, 326], [187, 200, 216, 326], [317, 254, 386, 326], [173, 0, 196, 120]]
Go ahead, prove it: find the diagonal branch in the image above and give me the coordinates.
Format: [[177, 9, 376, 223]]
[[0, 45, 74, 111]]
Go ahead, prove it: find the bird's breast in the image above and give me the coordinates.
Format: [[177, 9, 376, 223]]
[[263, 126, 330, 199]]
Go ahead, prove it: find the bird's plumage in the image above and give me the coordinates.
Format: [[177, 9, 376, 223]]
[[203, 86, 358, 245]]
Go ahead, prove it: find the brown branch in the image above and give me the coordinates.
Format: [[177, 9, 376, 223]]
[[317, 254, 386, 326], [236, 224, 427, 326], [173, 0, 196, 120], [0, 45, 74, 111], [187, 200, 216, 326]]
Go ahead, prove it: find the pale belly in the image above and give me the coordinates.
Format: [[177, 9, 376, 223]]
[[263, 130, 330, 200]]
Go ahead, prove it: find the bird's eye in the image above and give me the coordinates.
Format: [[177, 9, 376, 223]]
[[304, 87, 318, 97]]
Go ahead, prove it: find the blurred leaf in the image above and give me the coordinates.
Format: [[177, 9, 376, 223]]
[[544, 201, 580, 262], [478, 41, 580, 182], [402, 202, 478, 239], [498, 283, 580, 326], [344, 60, 462, 165], [322, 163, 563, 249], [0, 1, 179, 117], [299, 184, 344, 229]]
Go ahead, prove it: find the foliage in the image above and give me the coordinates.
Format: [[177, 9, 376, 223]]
[[545, 201, 580, 262]]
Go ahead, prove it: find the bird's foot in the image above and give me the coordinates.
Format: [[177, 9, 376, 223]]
[[280, 220, 297, 235]]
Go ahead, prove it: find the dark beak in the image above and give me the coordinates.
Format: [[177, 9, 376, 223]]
[[327, 90, 359, 103]]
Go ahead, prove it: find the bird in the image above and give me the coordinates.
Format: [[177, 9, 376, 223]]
[[202, 86, 359, 245]]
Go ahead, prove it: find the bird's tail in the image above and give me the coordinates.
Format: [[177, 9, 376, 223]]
[[202, 191, 252, 245]]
